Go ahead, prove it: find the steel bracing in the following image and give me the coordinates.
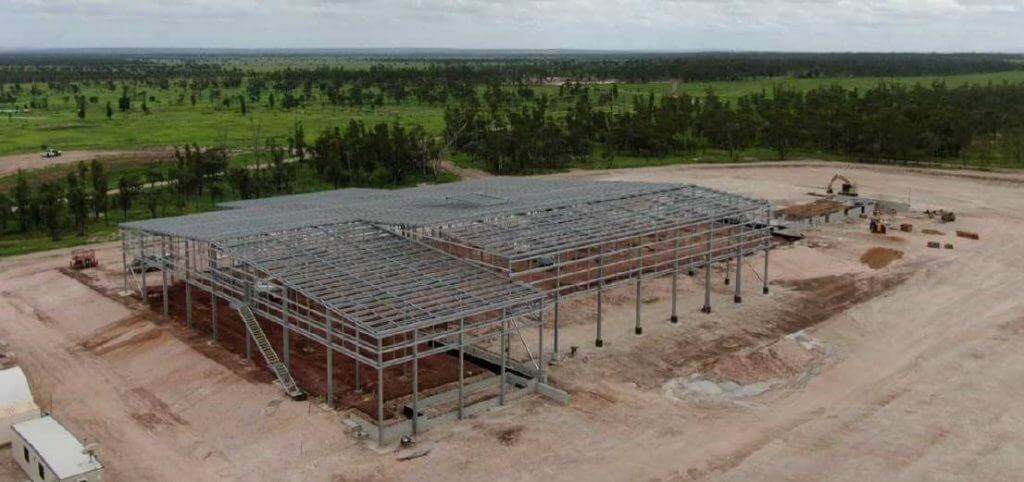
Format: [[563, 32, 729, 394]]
[[120, 178, 772, 444]]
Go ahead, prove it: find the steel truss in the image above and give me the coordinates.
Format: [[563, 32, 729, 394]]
[[120, 178, 772, 444]]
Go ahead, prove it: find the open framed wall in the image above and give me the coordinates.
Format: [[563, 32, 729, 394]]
[[119, 178, 773, 445]]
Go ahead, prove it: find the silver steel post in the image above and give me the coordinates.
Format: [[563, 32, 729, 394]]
[[500, 316, 507, 405], [552, 252, 560, 364], [140, 237, 147, 303], [377, 339, 384, 447], [734, 245, 743, 304], [702, 222, 714, 314], [354, 326, 361, 392], [209, 246, 218, 342], [184, 240, 192, 328], [326, 310, 334, 408], [412, 329, 419, 435], [764, 207, 771, 295], [538, 299, 546, 383], [763, 246, 770, 295], [161, 239, 169, 318], [458, 318, 465, 420], [635, 247, 643, 335], [245, 284, 252, 362], [121, 233, 128, 292], [596, 245, 605, 347], [282, 289, 290, 370], [671, 236, 679, 324]]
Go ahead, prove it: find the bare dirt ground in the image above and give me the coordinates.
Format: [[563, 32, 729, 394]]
[[2, 161, 1024, 481], [0, 149, 171, 177], [439, 159, 492, 180]]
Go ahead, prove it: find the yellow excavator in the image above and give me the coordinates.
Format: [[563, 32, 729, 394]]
[[826, 174, 858, 197]]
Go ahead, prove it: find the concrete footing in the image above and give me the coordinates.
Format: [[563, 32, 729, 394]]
[[348, 377, 570, 447]]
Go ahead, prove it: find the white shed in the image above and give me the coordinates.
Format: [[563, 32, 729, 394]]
[[0, 367, 41, 446], [11, 417, 103, 482]]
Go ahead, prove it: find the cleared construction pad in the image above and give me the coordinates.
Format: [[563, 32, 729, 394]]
[[4, 162, 1024, 481]]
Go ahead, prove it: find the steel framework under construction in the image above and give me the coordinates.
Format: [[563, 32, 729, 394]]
[[120, 178, 772, 445]]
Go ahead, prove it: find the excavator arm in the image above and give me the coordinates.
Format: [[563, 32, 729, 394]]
[[826, 174, 858, 196]]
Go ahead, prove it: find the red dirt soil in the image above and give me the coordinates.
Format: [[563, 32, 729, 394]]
[[779, 200, 845, 220], [145, 283, 484, 419], [859, 247, 904, 269]]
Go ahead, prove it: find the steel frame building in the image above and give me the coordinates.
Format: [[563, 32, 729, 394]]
[[120, 178, 772, 445]]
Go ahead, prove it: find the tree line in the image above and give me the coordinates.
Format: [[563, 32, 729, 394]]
[[3, 52, 1020, 85], [445, 81, 1024, 174], [0, 119, 442, 241], [4, 52, 1023, 114]]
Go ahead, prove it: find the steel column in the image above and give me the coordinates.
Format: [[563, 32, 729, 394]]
[[184, 240, 192, 328], [635, 247, 643, 335], [121, 233, 128, 292], [326, 310, 334, 408], [764, 208, 771, 295], [734, 245, 743, 303], [702, 223, 714, 314], [458, 317, 465, 419], [140, 237, 147, 302], [552, 252, 560, 364], [376, 338, 384, 447], [596, 246, 605, 347], [538, 297, 546, 383], [500, 317, 507, 405], [161, 239, 169, 318], [209, 246, 218, 342], [282, 288, 291, 369], [671, 236, 679, 324], [354, 325, 361, 392], [761, 247, 770, 296], [412, 329, 419, 435]]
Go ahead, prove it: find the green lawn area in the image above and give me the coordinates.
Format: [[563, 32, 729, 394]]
[[4, 70, 1024, 156], [3, 68, 1023, 257]]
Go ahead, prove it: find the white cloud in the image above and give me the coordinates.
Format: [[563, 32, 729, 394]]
[[1, 0, 1022, 51]]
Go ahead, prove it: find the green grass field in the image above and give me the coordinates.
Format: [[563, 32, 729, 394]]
[[2, 69, 1023, 257], [4, 70, 1024, 157]]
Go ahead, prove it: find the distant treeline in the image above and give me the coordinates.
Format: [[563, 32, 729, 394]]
[[0, 121, 441, 241], [1, 52, 1021, 85], [444, 81, 1024, 173]]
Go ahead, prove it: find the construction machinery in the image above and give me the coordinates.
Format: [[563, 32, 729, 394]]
[[41, 148, 62, 158], [869, 217, 887, 234], [826, 174, 858, 197], [70, 248, 98, 270], [925, 209, 956, 223]]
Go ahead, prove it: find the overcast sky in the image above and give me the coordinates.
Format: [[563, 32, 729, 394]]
[[2, 0, 1022, 52]]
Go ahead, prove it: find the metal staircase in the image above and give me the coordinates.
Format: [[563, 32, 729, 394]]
[[236, 304, 307, 401]]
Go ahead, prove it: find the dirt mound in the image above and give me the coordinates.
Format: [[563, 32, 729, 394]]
[[779, 200, 844, 220], [860, 247, 904, 269], [922, 229, 944, 235], [709, 337, 817, 385]]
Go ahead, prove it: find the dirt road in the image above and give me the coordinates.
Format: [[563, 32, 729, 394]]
[[2, 162, 1024, 481], [0, 150, 158, 177], [439, 159, 492, 180]]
